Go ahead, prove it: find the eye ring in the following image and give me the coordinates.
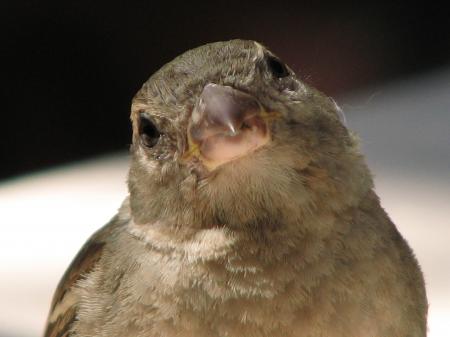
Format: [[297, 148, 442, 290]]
[[138, 112, 161, 148], [266, 55, 290, 78]]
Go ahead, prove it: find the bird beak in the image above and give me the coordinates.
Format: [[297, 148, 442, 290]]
[[183, 83, 280, 170]]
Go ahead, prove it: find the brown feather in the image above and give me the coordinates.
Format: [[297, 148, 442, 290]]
[[43, 227, 109, 337]]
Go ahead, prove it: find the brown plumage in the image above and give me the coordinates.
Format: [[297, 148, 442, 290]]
[[44, 40, 427, 337]]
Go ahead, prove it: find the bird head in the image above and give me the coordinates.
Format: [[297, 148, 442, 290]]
[[128, 40, 372, 229]]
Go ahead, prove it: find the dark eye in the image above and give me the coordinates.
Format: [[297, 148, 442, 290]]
[[139, 113, 161, 148], [266, 55, 290, 78]]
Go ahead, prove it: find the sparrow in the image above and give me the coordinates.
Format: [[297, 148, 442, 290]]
[[44, 39, 427, 337]]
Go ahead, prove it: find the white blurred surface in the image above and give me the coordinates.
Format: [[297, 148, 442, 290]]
[[0, 155, 129, 337], [1, 70, 449, 337]]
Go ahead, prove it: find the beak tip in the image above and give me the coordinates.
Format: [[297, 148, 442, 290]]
[[227, 122, 237, 135]]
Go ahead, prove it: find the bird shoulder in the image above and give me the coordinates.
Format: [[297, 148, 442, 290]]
[[42, 215, 123, 337]]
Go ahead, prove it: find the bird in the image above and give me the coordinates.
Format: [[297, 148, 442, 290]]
[[43, 39, 428, 337]]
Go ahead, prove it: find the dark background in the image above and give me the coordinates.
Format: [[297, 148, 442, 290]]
[[2, 2, 449, 180]]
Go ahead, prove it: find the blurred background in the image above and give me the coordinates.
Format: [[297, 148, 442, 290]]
[[1, 2, 449, 337], [2, 2, 450, 178]]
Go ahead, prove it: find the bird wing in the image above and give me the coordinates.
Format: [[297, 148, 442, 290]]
[[42, 217, 119, 337]]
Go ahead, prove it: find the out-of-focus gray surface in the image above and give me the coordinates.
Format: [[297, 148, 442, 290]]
[[0, 69, 449, 337], [343, 67, 450, 177], [342, 68, 450, 336]]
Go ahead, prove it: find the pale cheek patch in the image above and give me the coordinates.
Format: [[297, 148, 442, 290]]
[[138, 146, 158, 173]]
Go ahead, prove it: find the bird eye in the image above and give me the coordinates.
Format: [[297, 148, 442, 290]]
[[266, 55, 290, 78], [138, 113, 161, 148]]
